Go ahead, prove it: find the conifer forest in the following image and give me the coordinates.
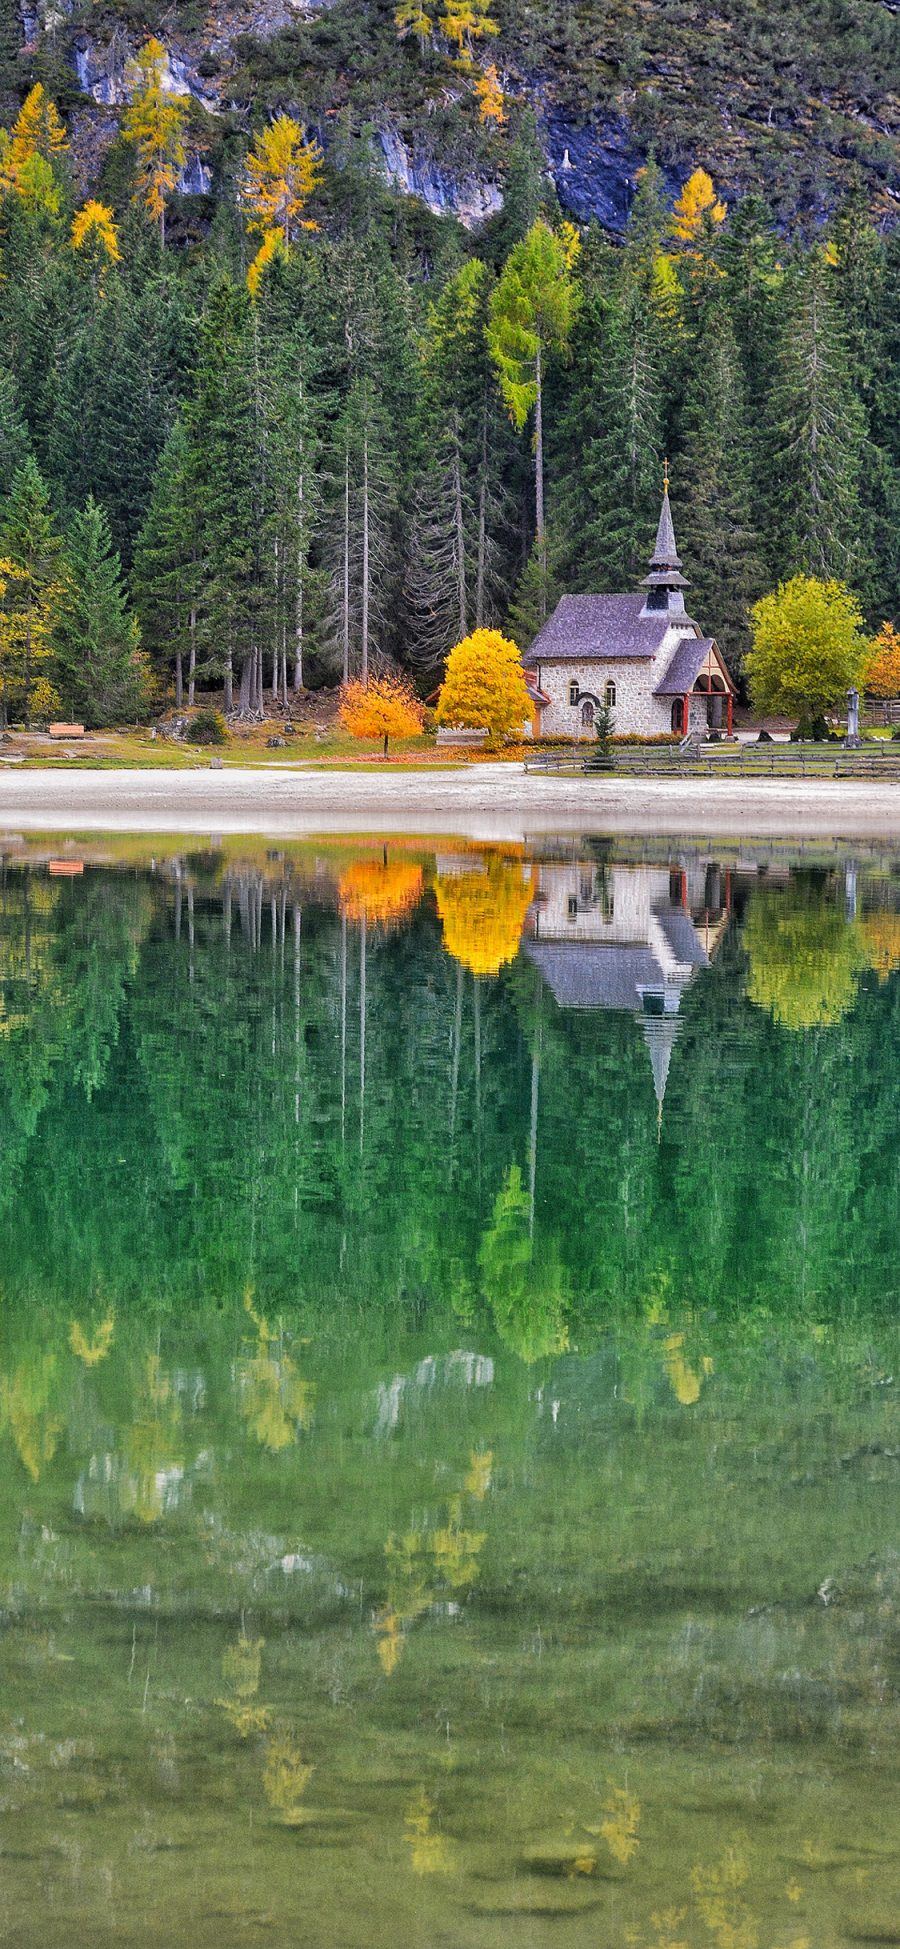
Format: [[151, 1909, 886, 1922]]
[[0, 0, 897, 724]]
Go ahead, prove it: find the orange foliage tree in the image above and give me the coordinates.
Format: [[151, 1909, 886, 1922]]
[[864, 621, 900, 698], [339, 675, 425, 756], [338, 859, 424, 929], [435, 629, 529, 743], [435, 856, 535, 975]]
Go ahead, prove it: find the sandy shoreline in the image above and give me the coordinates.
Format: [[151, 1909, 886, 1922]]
[[3, 763, 900, 842]]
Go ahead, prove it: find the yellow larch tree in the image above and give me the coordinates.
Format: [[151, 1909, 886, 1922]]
[[71, 200, 121, 290], [241, 114, 323, 293], [671, 167, 727, 245], [0, 83, 68, 214], [474, 63, 505, 124], [6, 83, 68, 174], [394, 0, 433, 55], [241, 114, 322, 243], [435, 627, 530, 742], [440, 0, 499, 69], [864, 621, 900, 698], [121, 39, 187, 247]]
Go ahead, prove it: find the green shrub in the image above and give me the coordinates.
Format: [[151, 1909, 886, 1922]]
[[186, 709, 228, 745]]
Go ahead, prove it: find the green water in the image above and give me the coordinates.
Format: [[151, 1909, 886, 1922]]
[[1, 833, 898, 1946]]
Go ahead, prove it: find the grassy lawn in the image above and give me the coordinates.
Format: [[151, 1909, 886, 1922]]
[[0, 727, 494, 770]]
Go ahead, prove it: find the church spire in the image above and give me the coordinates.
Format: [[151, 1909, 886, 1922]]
[[652, 460, 682, 569], [640, 462, 689, 609]]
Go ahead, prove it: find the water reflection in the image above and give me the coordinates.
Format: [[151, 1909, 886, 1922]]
[[0, 833, 898, 1944]]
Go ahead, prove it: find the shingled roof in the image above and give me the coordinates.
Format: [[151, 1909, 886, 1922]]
[[654, 637, 717, 696], [523, 594, 682, 667]]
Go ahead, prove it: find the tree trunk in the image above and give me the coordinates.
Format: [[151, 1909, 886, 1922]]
[[175, 648, 183, 711], [294, 465, 304, 693], [188, 607, 196, 708], [238, 655, 252, 715], [534, 336, 546, 610], [224, 649, 233, 715], [475, 400, 488, 630], [383, 732, 388, 758], [342, 445, 350, 685], [452, 420, 467, 642], [361, 430, 370, 686]]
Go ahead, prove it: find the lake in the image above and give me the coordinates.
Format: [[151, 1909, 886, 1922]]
[[1, 829, 898, 1946]]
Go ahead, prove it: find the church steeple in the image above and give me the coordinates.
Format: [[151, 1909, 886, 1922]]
[[640, 463, 689, 615]]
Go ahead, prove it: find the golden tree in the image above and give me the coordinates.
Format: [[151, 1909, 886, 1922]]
[[434, 855, 534, 975], [0, 84, 68, 214], [339, 674, 424, 756], [5, 83, 67, 175], [435, 628, 530, 742], [394, 0, 433, 54], [121, 39, 187, 246], [71, 200, 121, 290], [864, 621, 900, 698], [241, 115, 323, 246], [672, 167, 727, 244], [440, 0, 499, 68], [474, 63, 505, 124]]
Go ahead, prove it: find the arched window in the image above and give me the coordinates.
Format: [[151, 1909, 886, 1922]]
[[671, 698, 684, 734], [569, 680, 579, 706], [604, 680, 617, 709]]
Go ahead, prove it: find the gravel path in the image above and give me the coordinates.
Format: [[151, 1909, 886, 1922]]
[[3, 763, 900, 841]]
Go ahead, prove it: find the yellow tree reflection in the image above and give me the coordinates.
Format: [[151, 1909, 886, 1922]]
[[237, 1291, 315, 1451], [404, 1787, 453, 1874], [478, 1164, 568, 1360], [0, 1351, 64, 1482], [435, 856, 534, 975], [217, 1632, 272, 1738], [69, 1313, 115, 1366], [745, 886, 868, 1029], [262, 1731, 314, 1823]]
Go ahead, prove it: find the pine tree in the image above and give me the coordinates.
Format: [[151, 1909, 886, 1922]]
[[833, 189, 899, 620], [766, 250, 867, 585], [555, 238, 665, 592], [404, 259, 513, 681], [490, 108, 556, 260], [185, 280, 260, 713], [488, 218, 580, 617], [677, 302, 763, 677], [0, 367, 32, 497], [56, 497, 151, 725], [0, 456, 66, 723], [132, 419, 197, 707], [121, 39, 187, 247]]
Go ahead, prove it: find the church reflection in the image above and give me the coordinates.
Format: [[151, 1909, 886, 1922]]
[[523, 861, 730, 1113]]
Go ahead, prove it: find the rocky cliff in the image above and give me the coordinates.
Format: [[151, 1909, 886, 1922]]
[[7, 0, 899, 232]]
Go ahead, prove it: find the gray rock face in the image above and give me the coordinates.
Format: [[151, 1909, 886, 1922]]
[[376, 122, 502, 229]]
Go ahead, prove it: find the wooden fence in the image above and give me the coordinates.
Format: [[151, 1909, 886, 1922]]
[[524, 743, 900, 781]]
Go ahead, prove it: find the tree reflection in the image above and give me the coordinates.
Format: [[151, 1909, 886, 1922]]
[[745, 879, 868, 1029]]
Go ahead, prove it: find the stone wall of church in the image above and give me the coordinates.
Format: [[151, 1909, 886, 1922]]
[[533, 660, 677, 739]]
